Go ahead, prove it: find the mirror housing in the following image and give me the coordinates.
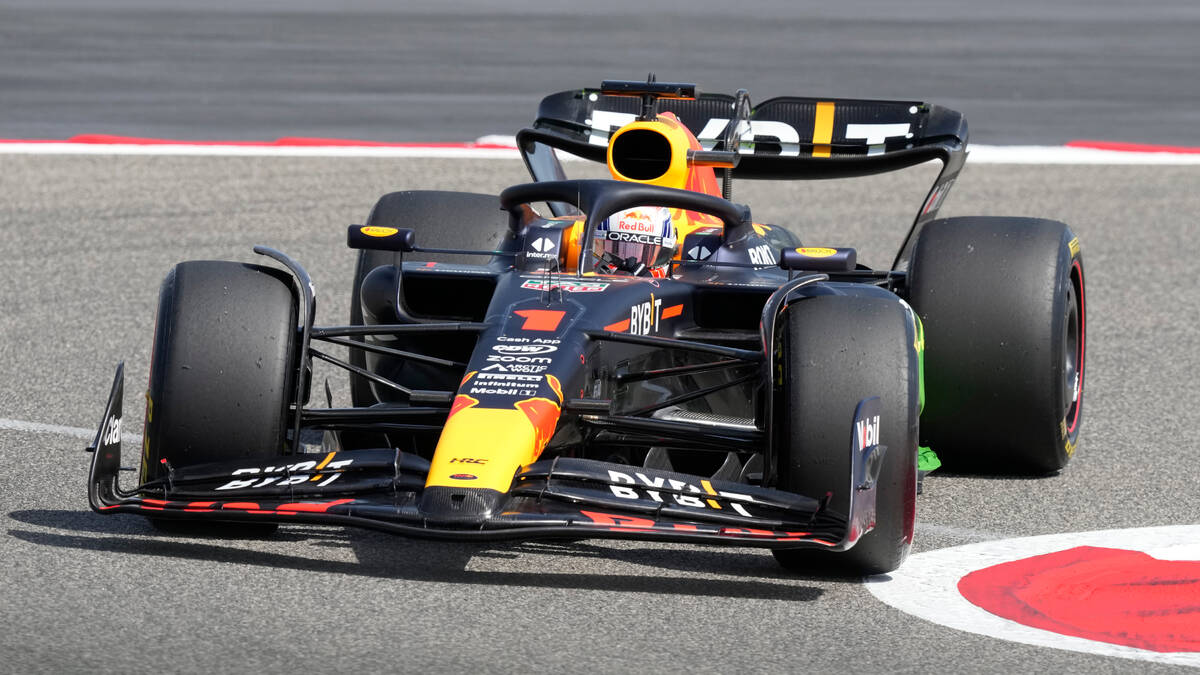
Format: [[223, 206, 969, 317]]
[[778, 247, 857, 272], [347, 225, 416, 252]]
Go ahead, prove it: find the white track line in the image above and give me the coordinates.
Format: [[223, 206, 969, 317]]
[[2, 138, 1199, 164], [0, 417, 142, 446]]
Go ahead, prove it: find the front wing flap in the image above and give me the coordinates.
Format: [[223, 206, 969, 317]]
[[87, 364, 880, 551]]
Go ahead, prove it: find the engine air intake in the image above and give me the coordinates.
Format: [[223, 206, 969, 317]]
[[610, 129, 673, 181]]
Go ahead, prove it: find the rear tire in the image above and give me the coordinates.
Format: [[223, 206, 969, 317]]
[[907, 217, 1085, 474], [772, 293, 920, 575], [348, 190, 507, 407], [141, 261, 298, 535], [349, 248, 398, 408]]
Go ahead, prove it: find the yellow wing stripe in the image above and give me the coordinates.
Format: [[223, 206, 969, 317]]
[[813, 101, 836, 158], [700, 479, 723, 510]]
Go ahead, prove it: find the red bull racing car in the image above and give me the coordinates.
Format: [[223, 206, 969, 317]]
[[86, 79, 1085, 574]]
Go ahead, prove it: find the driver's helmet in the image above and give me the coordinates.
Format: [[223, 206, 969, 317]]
[[593, 206, 677, 276]]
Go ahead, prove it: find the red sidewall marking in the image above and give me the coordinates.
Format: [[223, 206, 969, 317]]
[[1067, 260, 1084, 434]]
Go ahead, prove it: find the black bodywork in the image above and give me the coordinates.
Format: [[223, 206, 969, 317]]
[[87, 82, 967, 553]]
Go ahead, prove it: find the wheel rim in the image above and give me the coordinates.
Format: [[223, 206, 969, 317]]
[[1062, 267, 1083, 434]]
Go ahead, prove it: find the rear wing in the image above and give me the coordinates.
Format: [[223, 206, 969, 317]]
[[516, 87, 969, 270]]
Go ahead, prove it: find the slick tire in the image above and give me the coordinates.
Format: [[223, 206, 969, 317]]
[[907, 217, 1085, 474], [772, 293, 920, 575], [142, 261, 298, 535], [348, 190, 507, 407]]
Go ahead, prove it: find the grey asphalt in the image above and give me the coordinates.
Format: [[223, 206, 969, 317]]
[[2, 155, 1198, 673], [3, 1, 1200, 671], [2, 0, 1199, 145]]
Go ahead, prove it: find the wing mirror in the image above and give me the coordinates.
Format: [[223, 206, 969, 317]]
[[347, 225, 416, 252], [778, 247, 857, 272]]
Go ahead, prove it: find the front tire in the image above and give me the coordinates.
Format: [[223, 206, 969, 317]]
[[772, 292, 920, 575], [141, 261, 298, 533]]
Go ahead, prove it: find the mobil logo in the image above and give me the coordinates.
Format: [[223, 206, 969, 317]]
[[856, 415, 880, 450]]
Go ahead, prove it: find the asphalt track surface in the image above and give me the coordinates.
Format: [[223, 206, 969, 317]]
[[3, 1, 1200, 672], [2, 154, 1198, 673], [3, 0, 1200, 146]]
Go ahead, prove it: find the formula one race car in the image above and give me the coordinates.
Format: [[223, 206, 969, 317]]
[[86, 78, 1085, 574]]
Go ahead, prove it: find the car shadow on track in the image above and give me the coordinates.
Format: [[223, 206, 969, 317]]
[[8, 509, 847, 601]]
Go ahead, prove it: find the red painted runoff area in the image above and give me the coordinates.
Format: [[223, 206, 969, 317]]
[[958, 546, 1200, 653], [1066, 140, 1200, 154], [0, 134, 517, 149]]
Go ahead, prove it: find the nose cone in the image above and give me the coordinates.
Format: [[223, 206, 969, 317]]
[[420, 374, 563, 521], [425, 405, 556, 492]]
